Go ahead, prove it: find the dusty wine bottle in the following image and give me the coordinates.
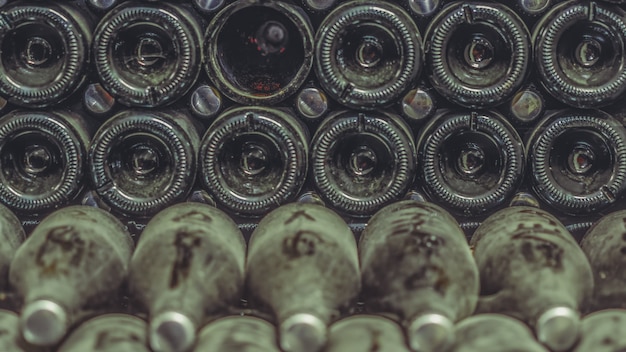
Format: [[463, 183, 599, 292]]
[[527, 109, 626, 215], [0, 310, 31, 352], [89, 110, 200, 217], [424, 1, 531, 108], [93, 1, 203, 107], [580, 210, 626, 311], [416, 110, 525, 216], [325, 315, 410, 352], [0, 1, 93, 107], [470, 206, 594, 352], [0, 204, 24, 290], [9, 206, 133, 347], [246, 203, 361, 352], [450, 314, 549, 352], [0, 110, 92, 214], [199, 107, 309, 216], [129, 203, 246, 352], [194, 316, 281, 352], [314, 0, 422, 109], [572, 309, 626, 352], [57, 314, 149, 352], [311, 110, 416, 216], [533, 1, 626, 108], [205, 0, 314, 105], [359, 200, 479, 352]]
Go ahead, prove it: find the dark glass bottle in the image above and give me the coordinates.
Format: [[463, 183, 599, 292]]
[[194, 316, 281, 352], [314, 0, 423, 109], [311, 110, 416, 217], [0, 110, 92, 215], [88, 109, 200, 217], [451, 314, 549, 352], [359, 200, 479, 352], [129, 203, 246, 352], [246, 203, 360, 352], [57, 314, 149, 352], [205, 0, 314, 105], [424, 1, 531, 108], [470, 206, 593, 352], [416, 110, 525, 217], [580, 210, 626, 311], [325, 315, 410, 352], [0, 1, 93, 107], [199, 107, 309, 216], [533, 1, 626, 108], [527, 109, 626, 214], [9, 206, 133, 347], [0, 204, 24, 290], [93, 1, 203, 107], [572, 309, 626, 352]]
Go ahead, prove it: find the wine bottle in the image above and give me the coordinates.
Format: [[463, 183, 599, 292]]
[[0, 204, 24, 290], [0, 110, 92, 214], [129, 203, 246, 352], [424, 1, 531, 108], [199, 107, 309, 216], [194, 316, 280, 352], [9, 206, 133, 347], [0, 310, 31, 352], [533, 0, 626, 108], [450, 314, 549, 352], [572, 309, 626, 352], [246, 203, 361, 352], [416, 110, 525, 217], [359, 200, 479, 352], [57, 314, 149, 352], [93, 1, 203, 107], [527, 109, 626, 215], [311, 110, 416, 216], [314, 0, 422, 109], [325, 315, 410, 352], [580, 210, 626, 311], [470, 206, 594, 352], [0, 1, 93, 107], [205, 0, 314, 105], [88, 109, 200, 217]]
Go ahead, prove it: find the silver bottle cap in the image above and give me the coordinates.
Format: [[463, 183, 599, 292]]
[[536, 306, 580, 352], [150, 311, 196, 352], [20, 299, 68, 346], [280, 313, 328, 352], [408, 313, 455, 352]]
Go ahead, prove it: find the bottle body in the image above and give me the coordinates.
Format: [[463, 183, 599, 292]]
[[573, 309, 626, 352], [311, 110, 417, 216], [325, 315, 410, 352], [94, 1, 203, 107], [199, 106, 309, 216], [359, 200, 479, 351], [246, 203, 360, 352], [194, 316, 280, 352], [57, 314, 149, 352], [0, 204, 24, 289], [129, 203, 246, 352], [89, 109, 200, 217], [470, 206, 593, 352]]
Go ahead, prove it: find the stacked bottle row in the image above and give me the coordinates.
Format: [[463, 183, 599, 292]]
[[2, 0, 626, 111], [1, 197, 626, 351]]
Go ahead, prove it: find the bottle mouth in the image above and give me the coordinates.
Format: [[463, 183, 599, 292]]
[[200, 108, 308, 216], [0, 112, 84, 213], [0, 4, 88, 107], [426, 2, 530, 108], [20, 299, 68, 347], [94, 3, 202, 107], [407, 313, 455, 352], [534, 2, 626, 107], [536, 306, 581, 352], [280, 313, 328, 352], [89, 111, 197, 216], [418, 110, 524, 216], [150, 311, 197, 352], [312, 111, 416, 216], [315, 1, 421, 109], [206, 0, 314, 105]]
